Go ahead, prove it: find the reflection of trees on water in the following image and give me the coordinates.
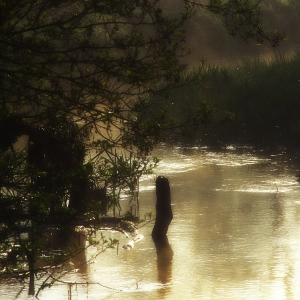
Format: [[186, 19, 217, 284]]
[[67, 232, 88, 274], [178, 160, 292, 285], [46, 230, 88, 273], [269, 195, 285, 231]]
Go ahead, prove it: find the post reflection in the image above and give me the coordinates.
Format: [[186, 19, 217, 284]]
[[153, 235, 173, 285]]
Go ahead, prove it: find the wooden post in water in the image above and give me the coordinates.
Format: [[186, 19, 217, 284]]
[[152, 176, 173, 240], [152, 176, 173, 284]]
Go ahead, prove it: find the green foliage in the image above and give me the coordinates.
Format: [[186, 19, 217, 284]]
[[92, 149, 159, 216]]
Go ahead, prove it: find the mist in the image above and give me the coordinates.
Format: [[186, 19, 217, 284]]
[[181, 0, 300, 66]]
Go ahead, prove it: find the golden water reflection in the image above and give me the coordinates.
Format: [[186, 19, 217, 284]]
[[153, 146, 300, 300], [3, 146, 300, 299]]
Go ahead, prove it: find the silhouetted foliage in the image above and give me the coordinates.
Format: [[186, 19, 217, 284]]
[[0, 0, 284, 297]]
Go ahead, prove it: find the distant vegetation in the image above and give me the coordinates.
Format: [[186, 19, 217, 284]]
[[153, 50, 300, 152], [146, 0, 300, 153]]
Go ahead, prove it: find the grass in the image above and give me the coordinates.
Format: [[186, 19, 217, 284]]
[[151, 50, 300, 152]]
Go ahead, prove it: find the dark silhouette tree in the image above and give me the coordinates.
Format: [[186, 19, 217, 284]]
[[0, 0, 284, 297]]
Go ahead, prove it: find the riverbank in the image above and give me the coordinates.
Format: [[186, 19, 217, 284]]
[[150, 50, 300, 154]]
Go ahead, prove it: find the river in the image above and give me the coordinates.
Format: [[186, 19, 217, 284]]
[[2, 144, 300, 300]]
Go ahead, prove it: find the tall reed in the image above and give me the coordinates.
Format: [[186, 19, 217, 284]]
[[154, 50, 300, 151]]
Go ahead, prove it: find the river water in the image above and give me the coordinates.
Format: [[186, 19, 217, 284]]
[[2, 145, 300, 300]]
